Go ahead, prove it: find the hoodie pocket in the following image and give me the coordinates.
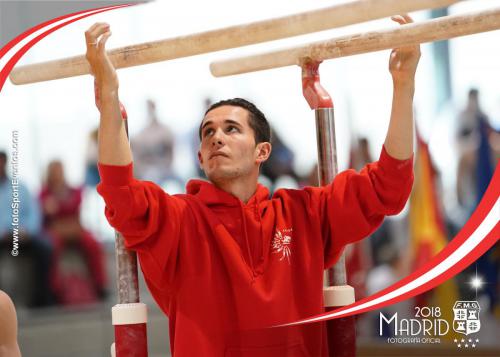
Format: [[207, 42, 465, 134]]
[[225, 342, 309, 357]]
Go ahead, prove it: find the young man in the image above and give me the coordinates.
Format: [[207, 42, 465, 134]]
[[86, 14, 419, 357]]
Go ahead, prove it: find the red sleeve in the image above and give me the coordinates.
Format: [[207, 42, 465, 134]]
[[305, 146, 414, 269], [96, 162, 187, 293]]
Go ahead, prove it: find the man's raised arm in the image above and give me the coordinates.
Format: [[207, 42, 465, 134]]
[[384, 15, 421, 160], [85, 22, 132, 166]]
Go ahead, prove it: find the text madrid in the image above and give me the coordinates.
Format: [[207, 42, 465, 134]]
[[380, 312, 450, 336]]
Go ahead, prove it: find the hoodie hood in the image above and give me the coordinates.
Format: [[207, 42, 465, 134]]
[[186, 179, 270, 208], [185, 179, 273, 279]]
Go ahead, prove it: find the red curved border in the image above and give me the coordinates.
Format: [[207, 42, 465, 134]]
[[0, 4, 130, 60], [0, 4, 134, 91]]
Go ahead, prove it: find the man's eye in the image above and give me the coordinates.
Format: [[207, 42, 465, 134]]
[[227, 126, 239, 133]]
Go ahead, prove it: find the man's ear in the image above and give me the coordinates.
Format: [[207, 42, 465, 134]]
[[255, 142, 272, 164], [197, 150, 204, 169]]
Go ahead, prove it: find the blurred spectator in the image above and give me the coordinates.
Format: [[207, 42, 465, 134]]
[[350, 137, 372, 171], [366, 248, 409, 338], [457, 89, 484, 141], [131, 99, 177, 183], [0, 151, 54, 308], [40, 160, 107, 305], [191, 97, 212, 178], [456, 88, 499, 212], [456, 88, 482, 212], [456, 89, 499, 315], [84, 128, 99, 187], [261, 128, 298, 184], [81, 127, 107, 240], [346, 138, 378, 300]]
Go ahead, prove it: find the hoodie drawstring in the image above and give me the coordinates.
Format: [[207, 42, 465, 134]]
[[239, 202, 255, 277], [256, 203, 265, 272]]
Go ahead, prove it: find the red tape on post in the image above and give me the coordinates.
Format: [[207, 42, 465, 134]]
[[301, 60, 333, 110], [114, 324, 148, 357]]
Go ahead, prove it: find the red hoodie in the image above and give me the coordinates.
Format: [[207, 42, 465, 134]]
[[97, 146, 413, 356]]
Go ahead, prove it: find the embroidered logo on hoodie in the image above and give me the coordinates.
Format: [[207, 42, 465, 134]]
[[272, 228, 293, 264]]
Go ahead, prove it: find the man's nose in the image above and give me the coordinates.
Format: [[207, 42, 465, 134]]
[[211, 128, 225, 146]]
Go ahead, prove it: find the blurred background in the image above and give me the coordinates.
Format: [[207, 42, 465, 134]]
[[0, 0, 498, 356]]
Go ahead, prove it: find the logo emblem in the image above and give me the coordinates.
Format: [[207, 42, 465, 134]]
[[271, 228, 292, 264], [453, 301, 481, 336]]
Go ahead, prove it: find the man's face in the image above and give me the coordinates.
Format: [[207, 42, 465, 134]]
[[198, 105, 269, 183]]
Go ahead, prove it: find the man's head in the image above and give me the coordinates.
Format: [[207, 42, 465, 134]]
[[197, 98, 272, 184]]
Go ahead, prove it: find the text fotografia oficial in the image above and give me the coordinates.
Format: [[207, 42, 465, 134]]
[[380, 307, 446, 344]]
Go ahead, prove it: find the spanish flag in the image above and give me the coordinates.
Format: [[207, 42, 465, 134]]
[[409, 132, 459, 338]]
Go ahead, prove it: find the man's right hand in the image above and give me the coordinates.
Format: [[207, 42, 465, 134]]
[[85, 23, 133, 166], [85, 22, 118, 110]]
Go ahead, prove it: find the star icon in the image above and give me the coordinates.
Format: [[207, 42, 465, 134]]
[[472, 344, 476, 348], [470, 276, 483, 290], [475, 339, 479, 343], [457, 344, 461, 348], [465, 344, 469, 348], [468, 339, 472, 343], [454, 339, 457, 343], [461, 339, 465, 343]]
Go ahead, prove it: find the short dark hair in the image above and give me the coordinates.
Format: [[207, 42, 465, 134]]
[[0, 151, 6, 161], [199, 98, 271, 144]]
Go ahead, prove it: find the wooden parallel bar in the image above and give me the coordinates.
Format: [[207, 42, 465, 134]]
[[210, 7, 500, 77], [9, 0, 458, 84]]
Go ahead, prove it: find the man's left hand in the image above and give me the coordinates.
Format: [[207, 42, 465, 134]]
[[389, 14, 421, 85]]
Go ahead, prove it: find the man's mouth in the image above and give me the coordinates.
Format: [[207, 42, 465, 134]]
[[209, 152, 229, 160]]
